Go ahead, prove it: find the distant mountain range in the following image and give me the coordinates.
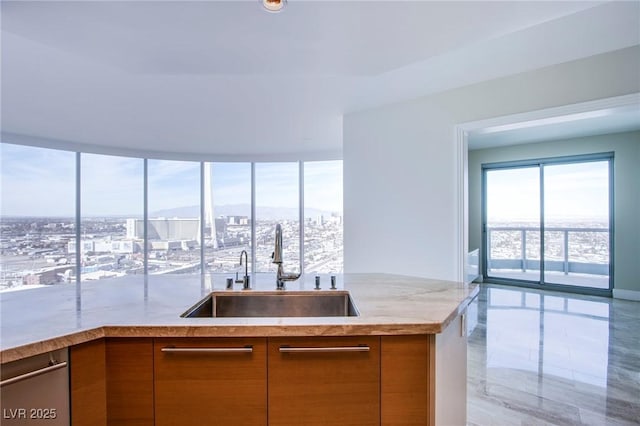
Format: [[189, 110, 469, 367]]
[[151, 204, 338, 220]]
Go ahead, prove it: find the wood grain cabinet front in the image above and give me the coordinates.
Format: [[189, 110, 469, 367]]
[[70, 339, 107, 426], [153, 337, 268, 426], [381, 335, 433, 426], [106, 338, 154, 426], [268, 336, 380, 426], [70, 334, 438, 425], [70, 338, 154, 426]]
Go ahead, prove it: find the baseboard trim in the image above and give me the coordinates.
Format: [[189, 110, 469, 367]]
[[613, 289, 640, 301]]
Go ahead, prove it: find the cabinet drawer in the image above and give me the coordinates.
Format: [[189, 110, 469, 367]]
[[268, 336, 380, 426], [154, 338, 267, 426]]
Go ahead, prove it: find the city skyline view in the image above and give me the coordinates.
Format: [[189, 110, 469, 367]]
[[0, 143, 344, 291]]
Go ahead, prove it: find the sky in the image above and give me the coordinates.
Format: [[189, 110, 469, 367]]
[[1, 143, 607, 222], [0, 143, 343, 217], [486, 161, 610, 223]]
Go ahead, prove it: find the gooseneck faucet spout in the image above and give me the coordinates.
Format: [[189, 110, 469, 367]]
[[236, 250, 250, 290], [273, 224, 284, 264], [272, 223, 301, 290]]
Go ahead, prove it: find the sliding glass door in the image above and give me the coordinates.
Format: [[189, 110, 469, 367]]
[[483, 154, 612, 294], [485, 167, 540, 282], [542, 161, 610, 289]]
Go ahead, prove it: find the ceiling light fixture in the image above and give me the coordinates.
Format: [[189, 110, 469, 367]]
[[262, 0, 287, 13]]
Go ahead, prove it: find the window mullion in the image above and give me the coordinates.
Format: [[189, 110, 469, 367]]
[[75, 152, 81, 311], [251, 163, 256, 277], [539, 164, 545, 285], [200, 162, 206, 284], [299, 161, 305, 275], [143, 158, 148, 298]]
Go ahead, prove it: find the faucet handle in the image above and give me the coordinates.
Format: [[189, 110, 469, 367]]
[[243, 275, 251, 290]]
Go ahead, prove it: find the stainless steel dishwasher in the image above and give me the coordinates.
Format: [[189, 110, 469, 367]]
[[1, 348, 69, 425]]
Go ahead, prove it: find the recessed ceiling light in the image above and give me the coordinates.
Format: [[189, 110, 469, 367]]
[[262, 0, 287, 13]]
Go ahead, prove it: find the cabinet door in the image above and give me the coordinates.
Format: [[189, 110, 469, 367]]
[[106, 338, 154, 426], [70, 339, 107, 426], [154, 337, 267, 426], [381, 335, 434, 426], [268, 336, 380, 426]]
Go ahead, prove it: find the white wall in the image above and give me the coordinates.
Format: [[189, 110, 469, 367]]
[[468, 131, 640, 293], [344, 46, 640, 281]]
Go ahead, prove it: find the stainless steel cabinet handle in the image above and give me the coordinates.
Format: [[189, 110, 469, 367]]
[[279, 346, 370, 353], [0, 362, 67, 388], [161, 347, 253, 354]]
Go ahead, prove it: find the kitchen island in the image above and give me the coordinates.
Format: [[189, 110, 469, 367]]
[[1, 273, 478, 425]]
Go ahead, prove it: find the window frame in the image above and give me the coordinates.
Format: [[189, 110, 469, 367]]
[[481, 152, 614, 297]]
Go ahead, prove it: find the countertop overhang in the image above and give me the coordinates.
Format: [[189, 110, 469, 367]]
[[0, 273, 478, 363]]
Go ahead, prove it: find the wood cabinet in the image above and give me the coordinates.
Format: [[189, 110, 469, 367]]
[[70, 339, 107, 426], [71, 338, 154, 426], [154, 337, 267, 426], [68, 330, 458, 426], [268, 336, 380, 426], [105, 338, 154, 426], [381, 335, 434, 426]]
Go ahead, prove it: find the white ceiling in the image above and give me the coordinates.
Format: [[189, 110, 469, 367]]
[[1, 0, 639, 158]]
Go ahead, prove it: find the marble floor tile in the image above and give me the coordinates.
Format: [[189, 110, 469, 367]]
[[468, 284, 640, 426]]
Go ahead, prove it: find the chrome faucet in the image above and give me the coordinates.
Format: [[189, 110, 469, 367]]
[[272, 223, 301, 290], [235, 250, 250, 290]]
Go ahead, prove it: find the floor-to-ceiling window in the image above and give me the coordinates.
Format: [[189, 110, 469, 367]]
[[303, 160, 343, 273], [205, 162, 252, 274], [147, 159, 201, 275], [0, 144, 76, 291], [255, 163, 300, 274], [81, 153, 144, 281], [0, 142, 344, 293], [483, 153, 612, 294]]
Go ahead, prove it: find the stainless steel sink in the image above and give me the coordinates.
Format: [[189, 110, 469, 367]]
[[181, 291, 359, 318]]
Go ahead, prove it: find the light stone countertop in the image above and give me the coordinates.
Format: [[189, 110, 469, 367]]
[[0, 273, 478, 363]]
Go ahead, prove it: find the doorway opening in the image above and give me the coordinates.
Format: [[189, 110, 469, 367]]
[[454, 93, 638, 296]]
